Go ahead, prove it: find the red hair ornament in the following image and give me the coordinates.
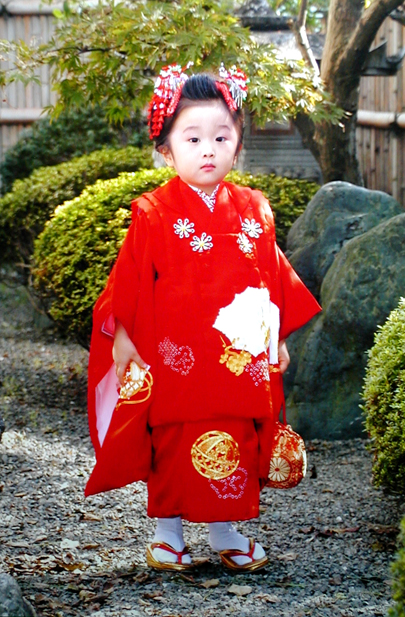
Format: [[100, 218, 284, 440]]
[[218, 63, 249, 109], [147, 64, 190, 138], [215, 82, 237, 112], [148, 63, 249, 139]]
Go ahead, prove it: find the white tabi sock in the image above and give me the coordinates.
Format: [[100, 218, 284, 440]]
[[208, 522, 266, 566], [152, 517, 192, 565]]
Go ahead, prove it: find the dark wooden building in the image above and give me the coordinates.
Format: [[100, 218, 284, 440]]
[[2, 0, 405, 206], [236, 0, 323, 181]]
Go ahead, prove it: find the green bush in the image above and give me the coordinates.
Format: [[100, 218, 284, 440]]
[[228, 171, 319, 250], [389, 517, 405, 617], [0, 106, 148, 194], [0, 145, 153, 271], [32, 168, 175, 347], [362, 297, 405, 493], [32, 168, 318, 348]]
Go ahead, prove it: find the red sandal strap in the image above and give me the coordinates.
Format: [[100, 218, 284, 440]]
[[150, 542, 190, 564], [220, 538, 256, 559]]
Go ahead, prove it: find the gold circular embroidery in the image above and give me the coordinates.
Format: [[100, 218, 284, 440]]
[[191, 431, 240, 480]]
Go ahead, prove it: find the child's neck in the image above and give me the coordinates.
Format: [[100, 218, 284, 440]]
[[188, 183, 220, 212]]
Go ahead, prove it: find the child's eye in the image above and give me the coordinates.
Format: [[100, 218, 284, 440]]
[[216, 136, 227, 142], [189, 137, 199, 143]]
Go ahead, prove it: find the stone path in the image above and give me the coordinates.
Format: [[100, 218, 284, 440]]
[[0, 282, 404, 616]]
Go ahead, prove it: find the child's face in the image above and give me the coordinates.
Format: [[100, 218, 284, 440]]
[[161, 100, 240, 195]]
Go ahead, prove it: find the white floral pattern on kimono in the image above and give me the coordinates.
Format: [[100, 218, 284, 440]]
[[241, 218, 263, 239]]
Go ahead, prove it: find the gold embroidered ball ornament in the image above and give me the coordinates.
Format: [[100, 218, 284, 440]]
[[266, 421, 307, 489], [191, 430, 240, 480]]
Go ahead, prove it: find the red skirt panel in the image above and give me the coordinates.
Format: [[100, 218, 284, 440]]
[[147, 418, 262, 522]]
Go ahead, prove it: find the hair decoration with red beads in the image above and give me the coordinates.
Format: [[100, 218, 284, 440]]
[[218, 63, 249, 109], [147, 64, 191, 138], [147, 62, 249, 139]]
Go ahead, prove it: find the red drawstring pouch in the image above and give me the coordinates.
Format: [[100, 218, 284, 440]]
[[266, 372, 307, 489]]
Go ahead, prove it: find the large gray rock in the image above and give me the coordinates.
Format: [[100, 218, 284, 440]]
[[286, 182, 403, 299], [0, 574, 36, 617], [284, 213, 405, 439]]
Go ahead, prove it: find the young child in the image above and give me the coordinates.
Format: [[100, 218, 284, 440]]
[[85, 64, 321, 572]]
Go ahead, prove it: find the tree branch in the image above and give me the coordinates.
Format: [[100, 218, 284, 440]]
[[341, 0, 405, 74], [293, 111, 320, 162], [290, 0, 320, 75]]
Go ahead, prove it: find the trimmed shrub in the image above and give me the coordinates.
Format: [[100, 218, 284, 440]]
[[228, 171, 319, 249], [0, 146, 153, 271], [362, 297, 405, 493], [0, 106, 148, 194], [32, 168, 318, 348], [33, 168, 175, 347], [389, 517, 405, 617]]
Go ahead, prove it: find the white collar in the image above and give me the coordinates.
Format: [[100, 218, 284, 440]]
[[189, 184, 220, 212]]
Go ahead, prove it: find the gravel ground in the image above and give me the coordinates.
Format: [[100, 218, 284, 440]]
[[0, 282, 404, 617]]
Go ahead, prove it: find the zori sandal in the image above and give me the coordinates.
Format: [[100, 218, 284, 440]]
[[219, 538, 268, 572], [146, 542, 195, 571]]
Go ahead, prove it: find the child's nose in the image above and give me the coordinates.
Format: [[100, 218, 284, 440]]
[[202, 141, 215, 157]]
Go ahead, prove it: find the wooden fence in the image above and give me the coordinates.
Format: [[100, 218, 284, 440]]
[[357, 17, 405, 206], [0, 0, 56, 162]]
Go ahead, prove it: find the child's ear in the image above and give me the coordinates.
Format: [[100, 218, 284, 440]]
[[234, 143, 243, 165], [159, 145, 174, 168], [234, 143, 242, 160]]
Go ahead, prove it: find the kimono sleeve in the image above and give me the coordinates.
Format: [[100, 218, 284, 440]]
[[111, 206, 155, 342], [277, 247, 321, 341], [87, 203, 155, 456], [249, 187, 321, 342]]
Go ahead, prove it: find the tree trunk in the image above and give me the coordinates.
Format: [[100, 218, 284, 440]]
[[293, 0, 405, 185], [315, 0, 364, 183], [315, 113, 362, 185], [315, 63, 364, 184]]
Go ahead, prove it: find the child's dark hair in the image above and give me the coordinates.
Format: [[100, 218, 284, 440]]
[[154, 73, 244, 151]]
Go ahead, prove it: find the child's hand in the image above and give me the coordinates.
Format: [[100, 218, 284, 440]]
[[113, 320, 148, 385], [278, 339, 290, 374]]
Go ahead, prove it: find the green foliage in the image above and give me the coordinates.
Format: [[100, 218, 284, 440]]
[[389, 517, 405, 617], [0, 0, 342, 127], [32, 167, 317, 348], [32, 168, 175, 348], [267, 0, 329, 32], [0, 145, 153, 271], [362, 298, 405, 494], [0, 106, 148, 194], [228, 170, 318, 249]]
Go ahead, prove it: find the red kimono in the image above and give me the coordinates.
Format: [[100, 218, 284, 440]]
[[85, 177, 320, 522]]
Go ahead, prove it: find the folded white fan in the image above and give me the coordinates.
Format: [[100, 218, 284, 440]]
[[213, 286, 280, 362]]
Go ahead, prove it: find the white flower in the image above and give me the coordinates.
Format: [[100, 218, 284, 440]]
[[237, 232, 253, 254], [241, 218, 263, 239], [173, 218, 195, 238], [190, 232, 213, 252], [268, 457, 291, 482]]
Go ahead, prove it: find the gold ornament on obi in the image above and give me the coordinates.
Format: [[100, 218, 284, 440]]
[[219, 339, 252, 376], [191, 430, 240, 480]]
